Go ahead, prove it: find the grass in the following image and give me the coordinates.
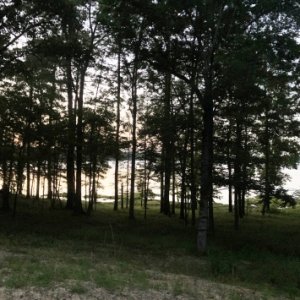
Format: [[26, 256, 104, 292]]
[[0, 198, 299, 298]]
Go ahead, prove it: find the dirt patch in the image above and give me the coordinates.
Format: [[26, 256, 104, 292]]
[[0, 272, 278, 300], [0, 286, 183, 300]]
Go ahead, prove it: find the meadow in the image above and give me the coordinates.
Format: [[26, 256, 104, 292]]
[[0, 199, 299, 299]]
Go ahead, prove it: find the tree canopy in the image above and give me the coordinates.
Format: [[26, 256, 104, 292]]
[[0, 0, 299, 253]]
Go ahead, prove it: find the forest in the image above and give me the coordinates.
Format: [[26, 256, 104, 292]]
[[0, 1, 300, 298]]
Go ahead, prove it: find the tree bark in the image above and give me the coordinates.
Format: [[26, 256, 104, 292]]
[[190, 90, 197, 226], [129, 67, 137, 220], [65, 54, 76, 209], [1, 184, 10, 211], [172, 154, 176, 215], [180, 130, 188, 220], [162, 67, 172, 216], [74, 67, 87, 214], [262, 111, 270, 215], [114, 44, 122, 211], [26, 141, 31, 199], [227, 124, 233, 213], [197, 96, 214, 253], [128, 24, 144, 219], [234, 118, 242, 229], [35, 158, 41, 201]]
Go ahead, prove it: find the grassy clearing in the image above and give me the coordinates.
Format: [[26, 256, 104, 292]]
[[0, 199, 299, 299]]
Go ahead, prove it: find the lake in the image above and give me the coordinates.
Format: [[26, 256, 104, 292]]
[[17, 161, 300, 205]]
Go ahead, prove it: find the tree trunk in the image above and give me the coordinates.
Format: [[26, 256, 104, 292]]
[[234, 186, 240, 230], [262, 112, 270, 215], [197, 96, 214, 254], [189, 90, 197, 226], [35, 160, 41, 200], [92, 159, 97, 209], [128, 23, 144, 220], [121, 183, 124, 209], [126, 150, 130, 209], [129, 70, 137, 220], [13, 145, 25, 217], [47, 157, 52, 200], [114, 44, 122, 211], [74, 67, 87, 214], [171, 155, 176, 215], [7, 156, 13, 189], [1, 184, 10, 211], [227, 125, 233, 213], [26, 142, 31, 199], [240, 125, 249, 217], [65, 55, 76, 209], [2, 160, 7, 187], [180, 131, 188, 220], [162, 65, 172, 216], [160, 150, 164, 213], [234, 118, 242, 229], [87, 157, 97, 215]]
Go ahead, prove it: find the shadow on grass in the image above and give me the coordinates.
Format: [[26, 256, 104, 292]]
[[0, 198, 299, 298]]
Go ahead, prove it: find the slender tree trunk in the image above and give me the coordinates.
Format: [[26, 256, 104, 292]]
[[240, 125, 249, 217], [13, 145, 25, 217], [7, 156, 13, 188], [0, 129, 5, 185], [126, 150, 130, 209], [228, 163, 233, 212], [180, 131, 188, 220], [47, 157, 52, 200], [87, 157, 97, 215], [74, 67, 87, 214], [87, 121, 95, 215], [143, 172, 147, 220], [172, 155, 176, 215], [227, 125, 233, 213], [129, 70, 137, 220], [1, 136, 10, 211], [128, 23, 144, 219], [180, 175, 186, 220], [26, 142, 31, 199], [142, 138, 147, 208], [114, 44, 122, 211], [65, 55, 76, 209], [144, 168, 151, 220], [42, 176, 45, 203], [160, 151, 164, 213], [234, 118, 242, 229], [262, 113, 270, 215], [47, 76, 55, 202], [2, 160, 7, 187], [92, 159, 97, 208], [162, 66, 172, 216], [234, 186, 240, 230], [36, 160, 41, 200], [1, 184, 10, 211], [190, 90, 197, 226], [121, 183, 124, 209], [87, 163, 93, 214]]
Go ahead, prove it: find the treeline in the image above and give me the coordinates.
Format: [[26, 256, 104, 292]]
[[0, 0, 299, 252]]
